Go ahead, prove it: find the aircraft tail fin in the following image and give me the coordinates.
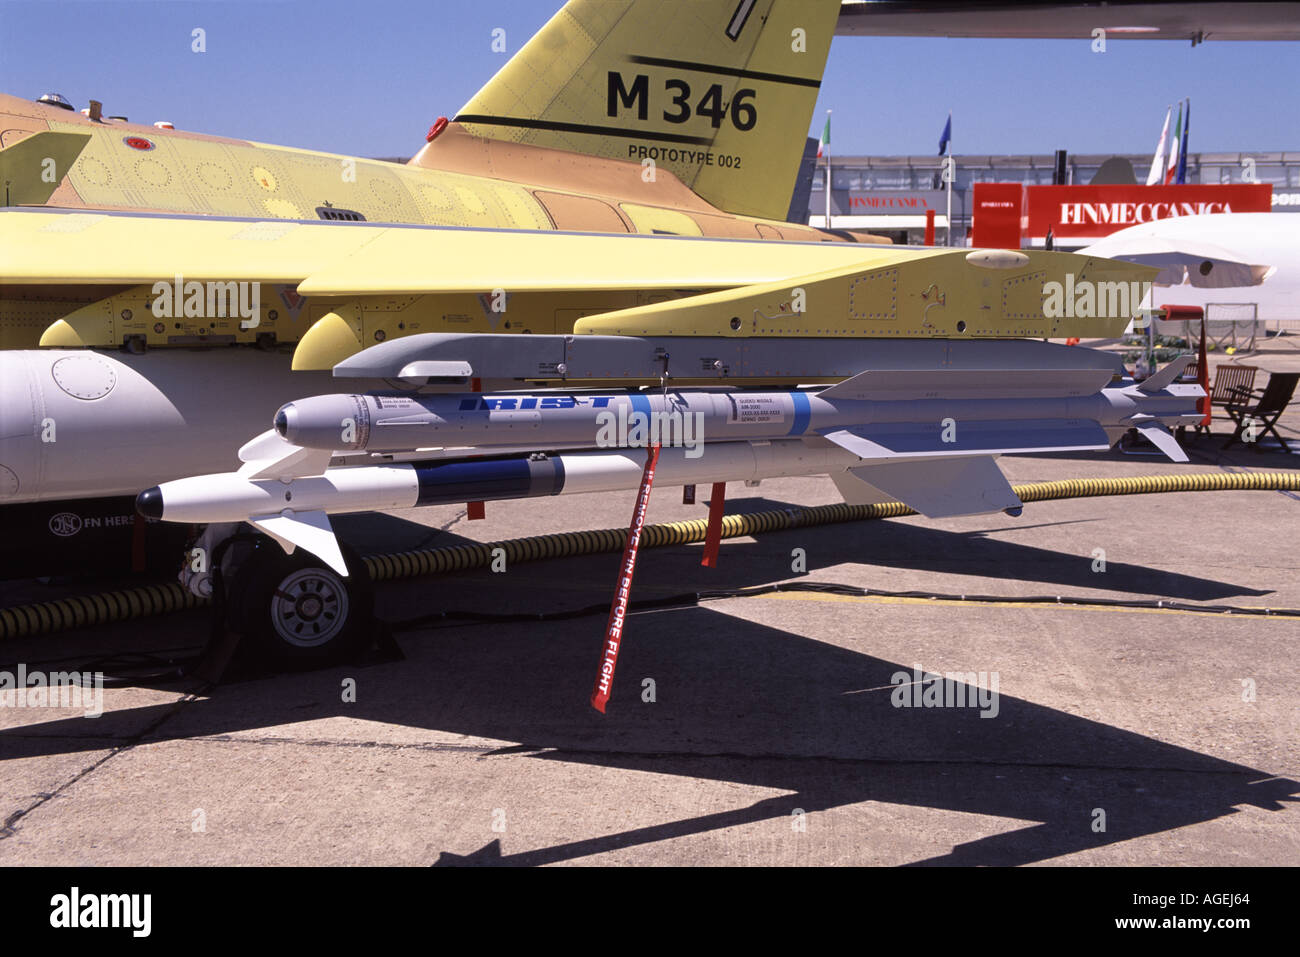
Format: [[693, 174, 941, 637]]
[[445, 0, 840, 222]]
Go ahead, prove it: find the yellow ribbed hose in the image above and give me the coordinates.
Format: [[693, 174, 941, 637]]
[[3, 470, 1298, 639]]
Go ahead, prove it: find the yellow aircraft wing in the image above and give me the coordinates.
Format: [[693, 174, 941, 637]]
[[2, 208, 899, 362], [0, 209, 897, 290], [1, 209, 1155, 367], [293, 226, 908, 296], [575, 250, 1158, 340], [1, 211, 381, 285]]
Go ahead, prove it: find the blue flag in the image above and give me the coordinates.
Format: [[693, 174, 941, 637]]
[[938, 112, 952, 155], [1176, 99, 1190, 184]]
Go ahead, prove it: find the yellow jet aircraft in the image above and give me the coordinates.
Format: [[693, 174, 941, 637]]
[[0, 0, 1154, 585], [0, 0, 872, 578], [0, 0, 882, 354]]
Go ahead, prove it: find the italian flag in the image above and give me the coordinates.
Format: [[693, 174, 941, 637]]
[[1164, 102, 1183, 185], [1145, 106, 1171, 186], [817, 112, 830, 159]]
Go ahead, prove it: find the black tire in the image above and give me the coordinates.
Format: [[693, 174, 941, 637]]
[[226, 538, 374, 669]]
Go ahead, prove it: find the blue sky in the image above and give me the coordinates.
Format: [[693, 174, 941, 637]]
[[1, 0, 1296, 158]]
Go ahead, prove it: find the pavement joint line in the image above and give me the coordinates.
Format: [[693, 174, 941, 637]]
[[98, 734, 1291, 781], [0, 732, 143, 742], [749, 591, 1300, 619], [437, 508, 471, 535], [0, 690, 201, 841], [150, 733, 510, 754]]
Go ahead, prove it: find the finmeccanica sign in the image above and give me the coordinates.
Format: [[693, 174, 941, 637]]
[[1058, 199, 1231, 226], [1028, 183, 1272, 239], [972, 182, 1273, 247]]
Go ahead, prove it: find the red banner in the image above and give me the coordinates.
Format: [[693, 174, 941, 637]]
[[1027, 183, 1272, 240], [591, 444, 661, 713], [971, 183, 1027, 250]]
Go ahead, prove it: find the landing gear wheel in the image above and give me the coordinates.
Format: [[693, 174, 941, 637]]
[[227, 538, 374, 669]]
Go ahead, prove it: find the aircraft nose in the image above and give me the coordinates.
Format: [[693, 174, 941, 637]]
[[135, 486, 164, 520]]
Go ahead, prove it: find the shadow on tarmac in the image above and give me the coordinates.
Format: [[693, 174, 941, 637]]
[[3, 515, 1294, 866]]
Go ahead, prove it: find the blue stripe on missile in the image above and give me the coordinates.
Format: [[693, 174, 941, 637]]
[[629, 393, 652, 421], [789, 391, 810, 436], [413, 459, 536, 506]]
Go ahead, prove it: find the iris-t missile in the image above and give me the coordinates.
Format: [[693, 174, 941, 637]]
[[274, 360, 1202, 461]]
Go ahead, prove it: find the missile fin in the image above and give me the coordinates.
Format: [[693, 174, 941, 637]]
[[1135, 355, 1194, 393], [818, 367, 1114, 401], [820, 420, 1110, 458], [845, 456, 1022, 518], [237, 429, 334, 480], [819, 428, 895, 460], [829, 470, 895, 507], [249, 510, 350, 576], [1134, 423, 1190, 463], [251, 521, 297, 558]]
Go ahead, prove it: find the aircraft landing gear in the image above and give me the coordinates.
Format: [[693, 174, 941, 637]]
[[222, 536, 375, 669]]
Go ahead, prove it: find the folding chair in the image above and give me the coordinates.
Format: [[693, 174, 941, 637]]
[[1222, 372, 1300, 452], [1194, 364, 1258, 435]]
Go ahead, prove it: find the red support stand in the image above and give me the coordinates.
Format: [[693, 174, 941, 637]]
[[1162, 304, 1210, 426], [701, 482, 726, 568]]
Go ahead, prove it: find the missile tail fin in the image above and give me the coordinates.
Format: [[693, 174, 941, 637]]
[[1134, 423, 1190, 462], [1136, 355, 1194, 393], [819, 367, 1114, 401], [250, 510, 350, 576], [841, 456, 1022, 519], [829, 469, 894, 507], [820, 419, 1110, 459], [238, 429, 334, 480]]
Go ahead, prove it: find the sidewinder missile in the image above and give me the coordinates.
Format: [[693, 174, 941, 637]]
[[136, 439, 864, 574]]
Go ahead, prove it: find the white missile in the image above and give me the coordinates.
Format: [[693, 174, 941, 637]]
[[138, 359, 1203, 575], [137, 437, 868, 574], [274, 359, 1203, 460]]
